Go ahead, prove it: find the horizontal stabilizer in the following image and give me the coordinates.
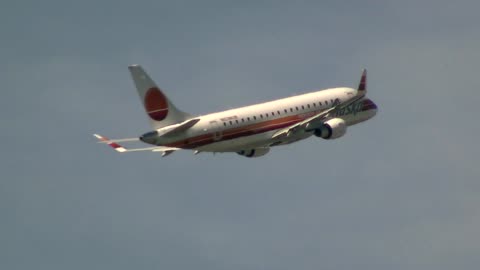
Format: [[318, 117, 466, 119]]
[[158, 118, 200, 137]]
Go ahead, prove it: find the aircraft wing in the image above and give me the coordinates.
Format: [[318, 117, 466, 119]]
[[272, 69, 367, 139], [93, 134, 179, 157]]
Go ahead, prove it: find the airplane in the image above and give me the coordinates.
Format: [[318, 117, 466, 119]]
[[94, 65, 377, 158]]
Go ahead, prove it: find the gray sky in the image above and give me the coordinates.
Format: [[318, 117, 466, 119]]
[[1, 1, 479, 269]]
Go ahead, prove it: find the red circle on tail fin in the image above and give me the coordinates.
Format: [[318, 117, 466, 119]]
[[144, 87, 168, 121]]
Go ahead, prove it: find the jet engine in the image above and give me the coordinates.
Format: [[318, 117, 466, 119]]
[[314, 118, 347, 139], [237, 148, 270, 158]]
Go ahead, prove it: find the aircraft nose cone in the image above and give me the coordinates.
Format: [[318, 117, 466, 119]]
[[371, 101, 378, 115], [361, 98, 378, 119]]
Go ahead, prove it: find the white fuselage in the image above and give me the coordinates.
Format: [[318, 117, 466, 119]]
[[142, 87, 377, 153]]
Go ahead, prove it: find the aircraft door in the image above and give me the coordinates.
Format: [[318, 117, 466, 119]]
[[209, 120, 223, 141]]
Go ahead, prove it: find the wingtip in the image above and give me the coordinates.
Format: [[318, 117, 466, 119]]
[[93, 133, 108, 141], [93, 133, 127, 152]]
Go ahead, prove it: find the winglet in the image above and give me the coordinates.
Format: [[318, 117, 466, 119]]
[[93, 134, 127, 152], [357, 69, 367, 96]]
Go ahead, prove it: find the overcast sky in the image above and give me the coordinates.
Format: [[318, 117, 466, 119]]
[[1, 1, 479, 269]]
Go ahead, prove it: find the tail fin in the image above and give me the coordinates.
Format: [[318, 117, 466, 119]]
[[128, 65, 192, 129], [357, 69, 367, 97]]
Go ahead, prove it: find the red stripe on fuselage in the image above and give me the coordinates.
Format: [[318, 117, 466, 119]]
[[162, 100, 376, 149], [164, 113, 310, 149]]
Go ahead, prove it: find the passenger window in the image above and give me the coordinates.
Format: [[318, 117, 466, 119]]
[[261, 114, 263, 119], [235, 120, 239, 124], [296, 106, 299, 111], [271, 112, 274, 116], [242, 118, 244, 122], [319, 101, 322, 106], [247, 117, 250, 121], [313, 103, 316, 107], [290, 108, 293, 112], [223, 122, 226, 126], [254, 116, 257, 120], [307, 104, 310, 109], [277, 111, 280, 115], [284, 109, 287, 113], [302, 105, 305, 110], [229, 121, 232, 125]]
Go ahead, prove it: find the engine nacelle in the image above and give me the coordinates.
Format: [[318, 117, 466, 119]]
[[314, 118, 347, 139], [237, 148, 270, 158]]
